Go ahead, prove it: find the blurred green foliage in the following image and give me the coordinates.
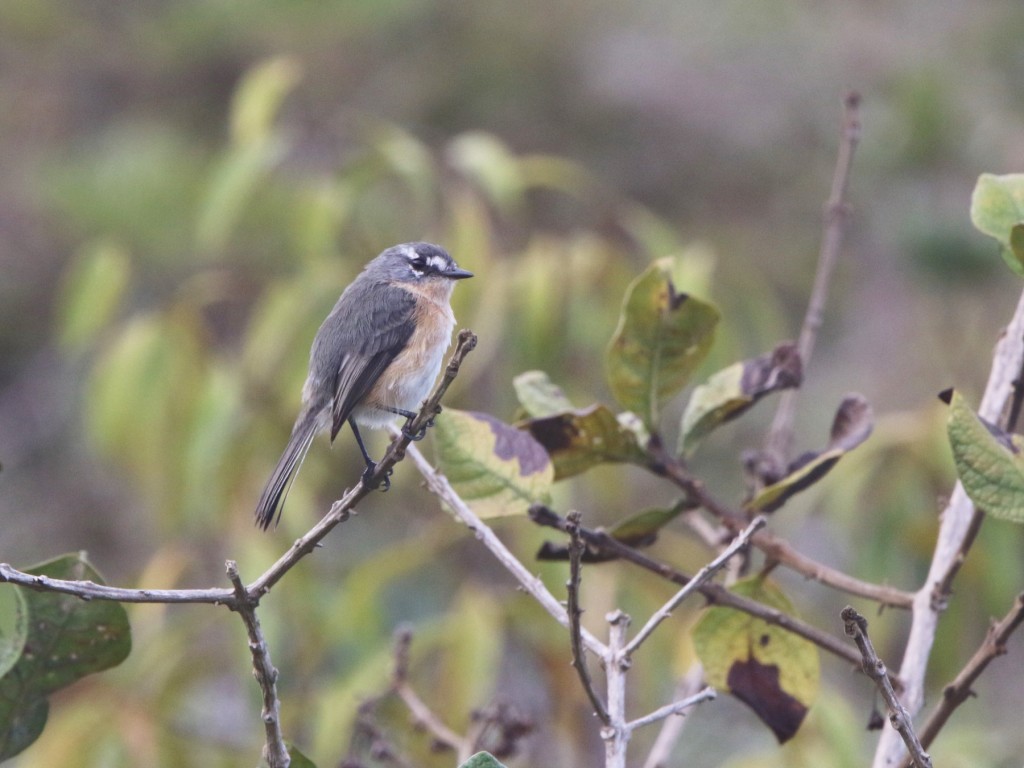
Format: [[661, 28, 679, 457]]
[[4, 3, 1024, 766]]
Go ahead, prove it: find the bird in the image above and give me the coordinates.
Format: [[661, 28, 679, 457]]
[[254, 242, 472, 530]]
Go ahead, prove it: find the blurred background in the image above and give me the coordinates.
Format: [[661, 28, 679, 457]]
[[2, 1, 1024, 766]]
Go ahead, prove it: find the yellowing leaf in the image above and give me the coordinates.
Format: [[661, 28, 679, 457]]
[[606, 257, 720, 429], [434, 409, 553, 518], [680, 342, 802, 455], [520, 404, 647, 481], [693, 577, 819, 743], [746, 394, 872, 513], [945, 389, 1024, 523]]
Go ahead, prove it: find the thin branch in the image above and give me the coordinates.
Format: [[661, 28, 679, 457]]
[[0, 331, 480, 610], [623, 517, 766, 659], [874, 289, 1024, 767], [529, 505, 879, 677], [248, 330, 479, 599], [603, 610, 631, 768], [624, 687, 716, 733], [753, 527, 914, 608], [764, 91, 862, 469], [842, 607, 931, 768], [390, 626, 471, 762], [566, 511, 612, 725], [227, 560, 289, 768], [395, 439, 608, 658], [646, 439, 913, 608], [898, 592, 1024, 766], [641, 665, 707, 768], [0, 564, 234, 604]]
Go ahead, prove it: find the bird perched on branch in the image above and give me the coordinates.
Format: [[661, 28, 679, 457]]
[[255, 242, 472, 530]]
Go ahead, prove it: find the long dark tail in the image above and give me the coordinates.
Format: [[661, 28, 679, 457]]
[[255, 410, 319, 530]]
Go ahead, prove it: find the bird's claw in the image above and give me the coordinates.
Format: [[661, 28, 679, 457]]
[[362, 462, 392, 491], [402, 416, 434, 442]]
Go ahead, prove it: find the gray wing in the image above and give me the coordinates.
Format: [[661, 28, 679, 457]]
[[309, 283, 417, 441]]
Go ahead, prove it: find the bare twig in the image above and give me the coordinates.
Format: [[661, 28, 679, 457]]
[[641, 665, 707, 768], [622, 517, 766, 658], [0, 564, 235, 604], [898, 592, 1024, 767], [566, 511, 612, 725], [624, 687, 716, 733], [753, 527, 914, 608], [646, 439, 914, 609], [843, 607, 931, 768], [390, 626, 471, 762], [874, 290, 1024, 767], [763, 91, 862, 471], [602, 610, 631, 768], [395, 439, 607, 658], [227, 560, 289, 768], [529, 505, 879, 676]]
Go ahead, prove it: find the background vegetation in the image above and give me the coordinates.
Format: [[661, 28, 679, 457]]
[[2, 2, 1023, 766]]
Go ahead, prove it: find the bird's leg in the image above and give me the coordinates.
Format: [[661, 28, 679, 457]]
[[350, 418, 390, 491]]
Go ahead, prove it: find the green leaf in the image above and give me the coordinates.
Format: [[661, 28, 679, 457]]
[[513, 370, 575, 418], [458, 753, 508, 768], [519, 404, 648, 481], [434, 409, 553, 518], [56, 240, 132, 351], [693, 576, 819, 743], [285, 743, 318, 767], [0, 554, 132, 760], [0, 586, 27, 680], [1012, 224, 1024, 268], [945, 389, 1024, 522], [746, 394, 873, 513], [680, 342, 802, 455], [970, 173, 1024, 277], [606, 256, 720, 429], [536, 501, 693, 562]]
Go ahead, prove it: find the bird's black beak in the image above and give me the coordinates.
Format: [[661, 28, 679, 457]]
[[445, 266, 474, 280]]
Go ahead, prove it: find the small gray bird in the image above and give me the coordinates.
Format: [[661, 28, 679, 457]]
[[255, 242, 472, 529]]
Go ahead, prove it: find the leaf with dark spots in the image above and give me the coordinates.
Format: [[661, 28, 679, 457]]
[[667, 283, 689, 310], [693, 577, 818, 744], [727, 658, 808, 743], [746, 393, 873, 513], [434, 409, 553, 518], [520, 404, 648, 481], [827, 393, 873, 452], [679, 342, 803, 455], [479, 412, 549, 475], [606, 256, 720, 429]]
